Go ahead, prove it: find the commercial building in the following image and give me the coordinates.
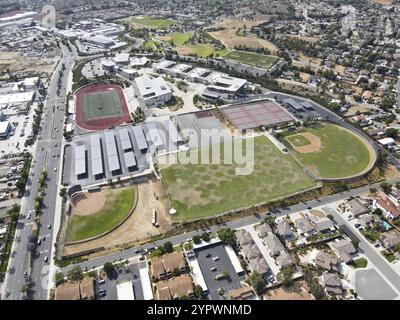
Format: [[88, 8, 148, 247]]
[[0, 92, 35, 106], [116, 281, 135, 300], [135, 75, 172, 107], [204, 75, 247, 100], [81, 35, 115, 48]]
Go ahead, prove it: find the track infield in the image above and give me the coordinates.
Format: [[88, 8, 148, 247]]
[[285, 123, 376, 179], [75, 84, 131, 131], [161, 136, 316, 222]]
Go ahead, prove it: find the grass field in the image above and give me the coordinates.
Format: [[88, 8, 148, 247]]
[[351, 258, 368, 269], [170, 32, 194, 45], [66, 187, 136, 242], [131, 16, 174, 29], [286, 124, 373, 179], [223, 50, 279, 68], [287, 135, 311, 147], [82, 90, 122, 121], [162, 136, 316, 222], [176, 44, 227, 58]]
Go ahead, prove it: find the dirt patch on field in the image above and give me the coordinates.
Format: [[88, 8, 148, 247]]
[[264, 281, 315, 300], [176, 46, 195, 55], [288, 133, 322, 154], [71, 192, 106, 216], [280, 34, 320, 44], [63, 179, 172, 257]]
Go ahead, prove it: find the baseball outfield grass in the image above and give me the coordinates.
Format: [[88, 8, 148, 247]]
[[286, 123, 374, 179]]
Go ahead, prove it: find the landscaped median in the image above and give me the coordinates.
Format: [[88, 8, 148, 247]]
[[65, 186, 137, 243]]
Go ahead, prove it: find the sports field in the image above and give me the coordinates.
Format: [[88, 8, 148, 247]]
[[162, 136, 316, 222], [285, 123, 375, 179], [170, 32, 194, 45], [66, 187, 136, 242], [176, 44, 227, 58], [82, 90, 122, 122], [223, 50, 279, 68], [131, 16, 174, 29]]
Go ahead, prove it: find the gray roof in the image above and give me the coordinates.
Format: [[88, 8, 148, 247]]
[[323, 272, 342, 295], [264, 234, 285, 255], [295, 218, 315, 234], [248, 257, 269, 275], [255, 223, 272, 238], [132, 125, 148, 151], [275, 221, 293, 237], [242, 243, 261, 260], [146, 122, 164, 148], [309, 216, 334, 232], [123, 151, 137, 168], [301, 101, 314, 110], [74, 145, 86, 175], [348, 199, 369, 217], [236, 229, 254, 246], [283, 98, 303, 111], [276, 253, 294, 268], [104, 130, 120, 172], [314, 251, 338, 271], [118, 127, 132, 151], [90, 134, 103, 176]]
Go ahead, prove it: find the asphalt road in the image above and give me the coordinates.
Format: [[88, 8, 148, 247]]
[[2, 43, 76, 300], [60, 179, 398, 274]]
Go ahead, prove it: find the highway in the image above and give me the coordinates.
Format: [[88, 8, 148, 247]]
[[2, 42, 76, 300], [60, 179, 399, 274]]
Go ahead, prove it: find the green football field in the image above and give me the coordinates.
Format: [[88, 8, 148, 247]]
[[286, 123, 374, 179], [162, 136, 316, 222], [82, 90, 123, 121]]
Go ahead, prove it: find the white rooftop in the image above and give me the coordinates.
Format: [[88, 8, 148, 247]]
[[0, 92, 34, 105], [116, 281, 135, 300], [0, 121, 10, 134], [114, 53, 130, 63], [135, 75, 171, 99]]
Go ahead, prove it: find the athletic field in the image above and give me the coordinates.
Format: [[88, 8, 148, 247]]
[[162, 136, 316, 222], [223, 50, 279, 68], [82, 90, 122, 122], [285, 123, 376, 179]]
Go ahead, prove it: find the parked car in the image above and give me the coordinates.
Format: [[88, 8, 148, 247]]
[[355, 224, 362, 228], [212, 256, 220, 261]]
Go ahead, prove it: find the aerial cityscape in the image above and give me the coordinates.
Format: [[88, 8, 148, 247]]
[[1, 0, 400, 304]]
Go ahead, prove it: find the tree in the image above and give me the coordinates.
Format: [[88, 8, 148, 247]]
[[194, 284, 204, 299], [172, 267, 181, 277], [380, 182, 392, 194], [248, 271, 265, 295], [385, 128, 398, 139], [277, 266, 294, 288], [326, 214, 334, 221], [67, 266, 83, 282], [55, 272, 65, 286], [217, 228, 236, 246], [192, 235, 201, 244], [103, 262, 114, 276], [163, 241, 173, 253], [201, 232, 210, 242], [59, 188, 67, 197]]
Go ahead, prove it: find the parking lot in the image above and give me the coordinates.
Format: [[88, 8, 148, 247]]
[[355, 268, 397, 300], [195, 243, 243, 300], [97, 261, 144, 300]]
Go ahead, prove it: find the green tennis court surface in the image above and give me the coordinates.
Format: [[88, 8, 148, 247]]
[[82, 90, 123, 121]]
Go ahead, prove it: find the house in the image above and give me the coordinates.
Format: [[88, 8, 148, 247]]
[[380, 231, 400, 250], [150, 257, 166, 280], [162, 252, 187, 277], [248, 257, 270, 276], [155, 280, 171, 300], [168, 274, 194, 300], [80, 277, 95, 300], [309, 216, 335, 233], [236, 229, 254, 246], [276, 253, 294, 269], [55, 282, 81, 300], [228, 286, 256, 300], [358, 213, 380, 229], [274, 221, 295, 240], [255, 223, 272, 238], [374, 196, 400, 220], [331, 239, 357, 264], [242, 243, 262, 260], [314, 251, 339, 272], [347, 198, 369, 217], [322, 272, 343, 295], [264, 234, 285, 257], [294, 217, 316, 237]]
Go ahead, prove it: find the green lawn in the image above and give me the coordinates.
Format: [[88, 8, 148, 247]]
[[162, 136, 316, 222], [66, 187, 136, 242], [170, 32, 194, 45], [82, 91, 122, 121], [381, 250, 397, 263], [222, 50, 279, 68], [286, 123, 373, 179], [351, 258, 368, 269], [132, 16, 174, 29], [287, 134, 311, 147]]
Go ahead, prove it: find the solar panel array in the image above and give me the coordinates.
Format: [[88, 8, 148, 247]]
[[74, 145, 86, 175], [104, 130, 120, 172], [146, 122, 164, 148], [123, 151, 137, 168], [118, 127, 132, 151], [90, 134, 103, 176], [132, 125, 148, 151]]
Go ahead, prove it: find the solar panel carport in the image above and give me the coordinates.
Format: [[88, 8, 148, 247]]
[[104, 130, 121, 173], [90, 134, 103, 177], [74, 145, 86, 176], [132, 125, 148, 152], [146, 122, 164, 148], [283, 98, 304, 111], [118, 127, 133, 152]]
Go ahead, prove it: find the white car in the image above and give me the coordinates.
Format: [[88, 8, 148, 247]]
[[212, 256, 220, 261], [54, 168, 57, 172]]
